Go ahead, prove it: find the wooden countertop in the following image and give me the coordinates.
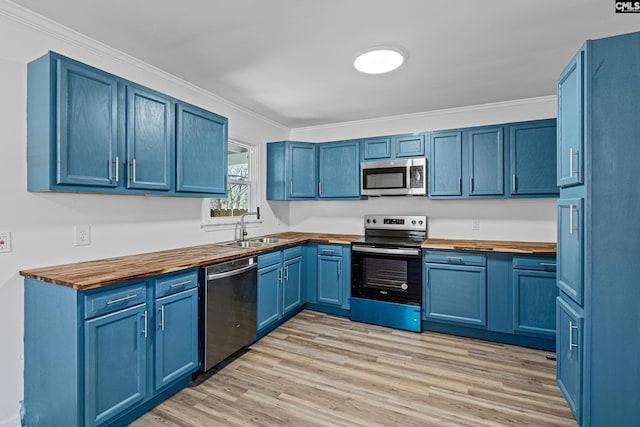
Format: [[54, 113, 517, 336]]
[[20, 232, 554, 290], [422, 238, 556, 254], [18, 232, 361, 290]]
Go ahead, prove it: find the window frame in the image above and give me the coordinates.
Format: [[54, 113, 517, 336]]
[[201, 139, 261, 229]]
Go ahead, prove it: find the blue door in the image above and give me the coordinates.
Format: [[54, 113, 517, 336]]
[[283, 256, 302, 315], [557, 49, 584, 188], [557, 198, 584, 305], [126, 85, 173, 191], [257, 263, 281, 331], [318, 140, 360, 198], [394, 134, 425, 158], [509, 121, 559, 196], [362, 137, 391, 160], [56, 59, 119, 188], [556, 296, 583, 423], [154, 288, 199, 391], [176, 103, 227, 194], [468, 127, 504, 196], [429, 131, 462, 196], [513, 270, 558, 336], [288, 143, 317, 198], [84, 304, 147, 426], [317, 255, 342, 306], [425, 264, 487, 326]]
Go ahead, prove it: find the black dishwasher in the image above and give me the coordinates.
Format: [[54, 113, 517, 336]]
[[200, 256, 257, 371]]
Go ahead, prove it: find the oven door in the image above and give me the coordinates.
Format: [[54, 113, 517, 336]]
[[351, 245, 422, 305]]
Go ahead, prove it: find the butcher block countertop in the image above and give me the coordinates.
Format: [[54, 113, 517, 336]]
[[422, 238, 557, 254], [19, 232, 554, 290]]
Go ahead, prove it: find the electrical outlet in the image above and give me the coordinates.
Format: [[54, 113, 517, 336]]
[[472, 220, 480, 231], [0, 231, 12, 253], [75, 225, 91, 246]]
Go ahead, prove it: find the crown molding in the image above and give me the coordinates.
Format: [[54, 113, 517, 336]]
[[0, 1, 289, 133], [291, 95, 557, 133]]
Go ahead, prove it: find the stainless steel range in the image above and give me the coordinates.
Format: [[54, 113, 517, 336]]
[[350, 214, 427, 332]]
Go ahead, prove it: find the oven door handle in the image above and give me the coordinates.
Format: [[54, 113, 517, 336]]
[[351, 245, 421, 256]]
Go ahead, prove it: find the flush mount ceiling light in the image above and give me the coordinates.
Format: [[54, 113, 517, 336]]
[[354, 48, 405, 74]]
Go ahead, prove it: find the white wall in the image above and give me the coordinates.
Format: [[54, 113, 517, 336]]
[[288, 97, 558, 241], [0, 4, 289, 426]]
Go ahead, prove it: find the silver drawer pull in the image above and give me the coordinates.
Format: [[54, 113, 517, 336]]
[[170, 280, 191, 288], [107, 294, 138, 305], [540, 263, 557, 268], [446, 256, 464, 262], [569, 321, 578, 352]]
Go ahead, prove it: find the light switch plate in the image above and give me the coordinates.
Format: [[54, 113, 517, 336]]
[[74, 225, 91, 246], [0, 231, 12, 253]]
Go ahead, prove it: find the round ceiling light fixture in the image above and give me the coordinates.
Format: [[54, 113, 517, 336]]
[[354, 47, 405, 74]]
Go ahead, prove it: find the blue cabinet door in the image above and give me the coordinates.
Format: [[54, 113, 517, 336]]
[[429, 131, 462, 196], [513, 270, 558, 336], [288, 143, 317, 198], [283, 256, 302, 315], [154, 288, 198, 391], [85, 304, 147, 426], [425, 264, 487, 326], [509, 120, 559, 196], [175, 103, 227, 194], [257, 263, 281, 331], [126, 85, 173, 191], [317, 255, 342, 306], [557, 49, 584, 188], [318, 140, 360, 198], [394, 134, 425, 158], [557, 198, 584, 305], [57, 59, 119, 188], [556, 296, 583, 424], [362, 137, 391, 160], [468, 127, 504, 196]]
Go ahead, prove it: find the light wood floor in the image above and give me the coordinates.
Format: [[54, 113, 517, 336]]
[[132, 310, 578, 427]]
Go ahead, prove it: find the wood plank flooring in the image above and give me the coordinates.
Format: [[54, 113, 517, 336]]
[[132, 310, 577, 427]]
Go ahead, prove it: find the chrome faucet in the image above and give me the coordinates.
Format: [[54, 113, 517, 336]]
[[239, 207, 260, 241]]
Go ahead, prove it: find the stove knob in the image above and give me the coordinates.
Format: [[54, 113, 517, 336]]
[[366, 218, 370, 224], [419, 220, 424, 225], [372, 219, 377, 224], [411, 220, 416, 225]]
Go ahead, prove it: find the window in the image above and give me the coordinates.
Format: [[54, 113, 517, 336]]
[[203, 140, 258, 225]]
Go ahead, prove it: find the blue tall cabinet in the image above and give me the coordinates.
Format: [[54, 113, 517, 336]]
[[555, 31, 640, 426]]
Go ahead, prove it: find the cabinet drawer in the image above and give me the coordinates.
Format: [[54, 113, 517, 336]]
[[283, 245, 302, 260], [513, 256, 557, 272], [258, 251, 283, 268], [84, 282, 147, 319], [317, 244, 343, 256], [155, 269, 198, 298], [424, 250, 486, 266]]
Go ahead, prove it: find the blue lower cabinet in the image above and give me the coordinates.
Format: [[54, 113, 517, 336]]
[[425, 263, 487, 326], [85, 304, 148, 426], [23, 269, 199, 426], [257, 247, 304, 334], [154, 288, 199, 391], [513, 269, 558, 337], [556, 295, 583, 423], [317, 254, 342, 306]]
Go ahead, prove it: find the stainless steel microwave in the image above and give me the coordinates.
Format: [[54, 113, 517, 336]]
[[361, 158, 427, 196]]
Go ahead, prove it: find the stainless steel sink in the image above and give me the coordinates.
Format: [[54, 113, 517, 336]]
[[220, 237, 291, 248]]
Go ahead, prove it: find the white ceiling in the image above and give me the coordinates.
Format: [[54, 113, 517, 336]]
[[10, 0, 640, 128]]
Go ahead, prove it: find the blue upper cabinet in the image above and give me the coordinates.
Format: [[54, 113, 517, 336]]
[[318, 140, 360, 198], [557, 48, 584, 188], [508, 120, 559, 196], [126, 85, 173, 191], [468, 126, 504, 196], [362, 134, 425, 161], [27, 51, 228, 197], [289, 143, 317, 198], [429, 131, 463, 196], [175, 103, 227, 195], [27, 54, 120, 191]]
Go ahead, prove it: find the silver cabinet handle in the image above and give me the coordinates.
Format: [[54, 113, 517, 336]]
[[107, 294, 137, 305], [322, 249, 335, 254], [458, 177, 462, 194], [569, 147, 574, 178], [540, 263, 557, 268], [569, 321, 578, 352], [446, 256, 464, 262], [338, 260, 341, 276], [290, 181, 293, 195], [512, 174, 517, 192], [143, 310, 148, 338], [132, 158, 137, 182], [569, 205, 574, 234], [278, 267, 282, 283], [170, 280, 191, 288], [160, 305, 165, 331], [284, 265, 289, 281], [318, 182, 322, 196], [114, 156, 119, 182], [469, 176, 473, 192]]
